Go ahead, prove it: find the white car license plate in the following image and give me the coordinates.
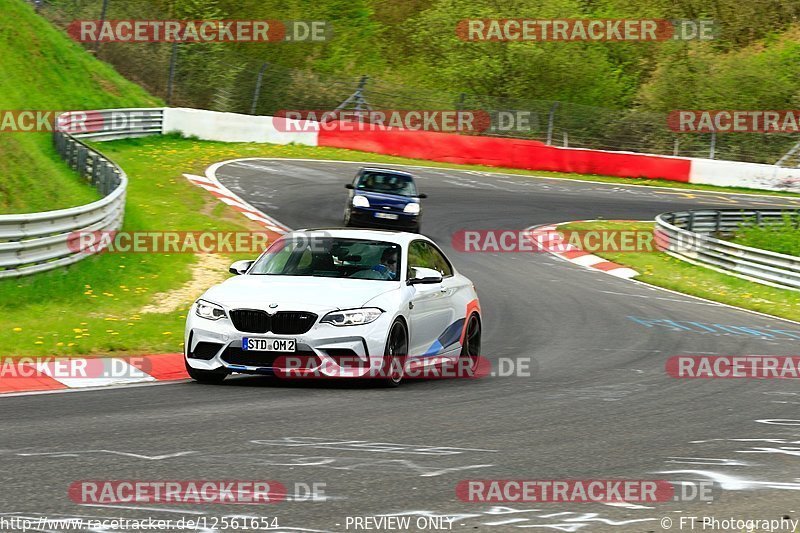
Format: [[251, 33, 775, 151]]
[[374, 212, 399, 220], [242, 338, 296, 352]]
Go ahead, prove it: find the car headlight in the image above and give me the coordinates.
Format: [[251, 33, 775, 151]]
[[352, 195, 370, 208], [195, 300, 227, 321], [321, 308, 383, 326], [403, 202, 420, 214]]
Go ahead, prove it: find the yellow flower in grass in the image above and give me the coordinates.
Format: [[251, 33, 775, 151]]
[[12, 327, 22, 332]]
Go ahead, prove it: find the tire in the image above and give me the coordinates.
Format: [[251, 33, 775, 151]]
[[378, 320, 408, 387], [410, 224, 421, 234], [185, 359, 227, 384], [343, 208, 352, 227], [459, 313, 481, 374]]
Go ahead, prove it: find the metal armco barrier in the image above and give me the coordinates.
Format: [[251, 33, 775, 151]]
[[655, 209, 800, 289], [0, 108, 164, 278]]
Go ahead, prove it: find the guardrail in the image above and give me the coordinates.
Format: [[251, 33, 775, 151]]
[[0, 108, 164, 279], [655, 208, 800, 289]]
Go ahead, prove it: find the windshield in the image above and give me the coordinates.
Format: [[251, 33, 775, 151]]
[[355, 171, 417, 197], [250, 237, 402, 281]]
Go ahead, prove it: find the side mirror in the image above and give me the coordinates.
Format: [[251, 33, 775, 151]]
[[345, 183, 355, 189], [229, 260, 254, 275], [417, 192, 428, 199], [407, 267, 443, 285]]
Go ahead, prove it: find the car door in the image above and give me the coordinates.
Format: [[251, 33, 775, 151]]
[[407, 240, 457, 359]]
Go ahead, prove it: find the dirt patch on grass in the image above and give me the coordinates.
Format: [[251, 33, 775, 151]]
[[139, 254, 230, 314]]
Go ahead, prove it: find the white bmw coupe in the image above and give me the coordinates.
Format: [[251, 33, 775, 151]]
[[184, 229, 481, 386]]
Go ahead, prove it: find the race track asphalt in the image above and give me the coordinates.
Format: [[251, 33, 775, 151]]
[[3, 160, 800, 532]]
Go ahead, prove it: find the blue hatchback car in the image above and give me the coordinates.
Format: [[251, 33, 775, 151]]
[[343, 168, 427, 233]]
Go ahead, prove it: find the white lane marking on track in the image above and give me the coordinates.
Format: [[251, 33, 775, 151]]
[[443, 179, 478, 188], [18, 450, 197, 460], [656, 469, 800, 491], [250, 437, 497, 454], [601, 502, 654, 510], [665, 457, 749, 466], [597, 290, 722, 306], [229, 161, 281, 172]]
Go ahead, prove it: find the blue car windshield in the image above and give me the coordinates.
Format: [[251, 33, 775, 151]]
[[355, 171, 417, 197], [250, 237, 401, 281]]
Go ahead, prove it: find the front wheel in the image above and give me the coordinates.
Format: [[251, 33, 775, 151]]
[[378, 320, 408, 387], [459, 314, 481, 373], [343, 208, 352, 227], [185, 360, 227, 384]]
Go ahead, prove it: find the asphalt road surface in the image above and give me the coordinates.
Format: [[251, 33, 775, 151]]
[[3, 160, 800, 532]]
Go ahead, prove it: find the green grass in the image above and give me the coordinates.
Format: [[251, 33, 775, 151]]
[[731, 214, 800, 256], [0, 0, 159, 214], [4, 134, 800, 357], [561, 220, 800, 322]]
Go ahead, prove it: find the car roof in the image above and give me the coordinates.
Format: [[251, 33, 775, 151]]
[[285, 228, 428, 246], [359, 167, 415, 178]]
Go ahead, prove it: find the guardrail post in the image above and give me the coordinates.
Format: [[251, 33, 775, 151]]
[[687, 211, 695, 232], [91, 156, 101, 189], [77, 146, 88, 177], [546, 102, 559, 146], [709, 132, 716, 159], [249, 62, 269, 115], [714, 211, 721, 233]]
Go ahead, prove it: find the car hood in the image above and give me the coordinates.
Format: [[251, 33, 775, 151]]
[[201, 275, 401, 313]]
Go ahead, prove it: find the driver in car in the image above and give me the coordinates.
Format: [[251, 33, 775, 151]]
[[372, 247, 399, 280]]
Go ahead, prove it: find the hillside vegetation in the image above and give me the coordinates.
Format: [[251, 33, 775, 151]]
[[39, 0, 800, 162], [0, 0, 158, 214], [42, 0, 800, 113]]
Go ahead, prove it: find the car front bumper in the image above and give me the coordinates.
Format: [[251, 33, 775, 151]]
[[349, 207, 419, 230], [184, 304, 393, 378]]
